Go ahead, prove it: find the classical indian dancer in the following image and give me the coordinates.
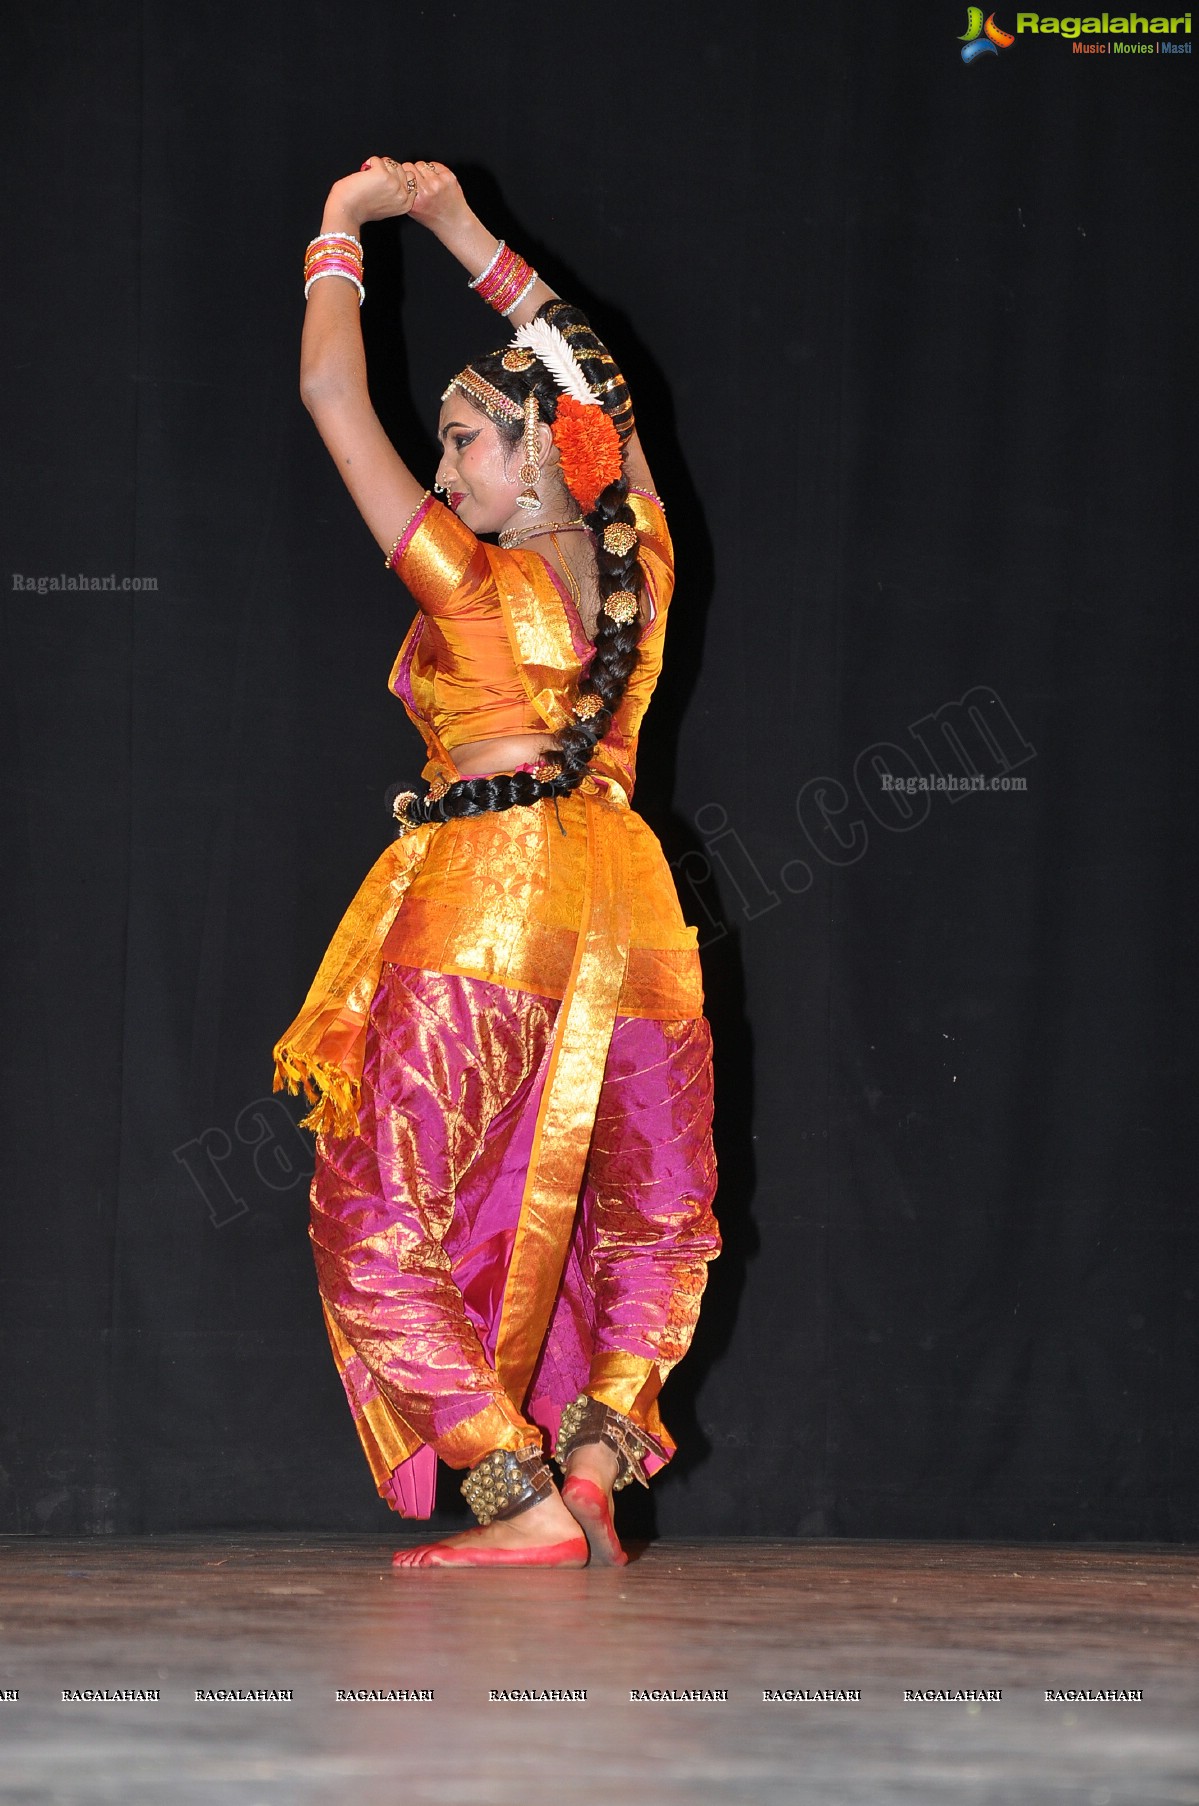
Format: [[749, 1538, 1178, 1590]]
[[273, 156, 719, 1567]]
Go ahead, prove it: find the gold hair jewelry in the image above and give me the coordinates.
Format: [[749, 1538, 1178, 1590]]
[[573, 692, 604, 720], [601, 590, 639, 626], [441, 368, 523, 425], [601, 522, 637, 557], [502, 346, 536, 372], [515, 393, 541, 512], [391, 789, 421, 834]]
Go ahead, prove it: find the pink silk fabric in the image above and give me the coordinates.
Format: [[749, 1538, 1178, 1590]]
[[309, 963, 718, 1515]]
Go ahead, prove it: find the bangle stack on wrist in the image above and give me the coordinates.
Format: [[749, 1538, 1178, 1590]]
[[467, 239, 537, 317], [304, 232, 365, 305]]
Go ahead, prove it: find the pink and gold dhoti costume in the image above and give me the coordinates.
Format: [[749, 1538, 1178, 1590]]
[[273, 491, 719, 1515]]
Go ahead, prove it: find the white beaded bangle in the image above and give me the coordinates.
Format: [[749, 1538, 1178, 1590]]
[[468, 239, 506, 290], [499, 270, 538, 318], [307, 230, 363, 252], [304, 267, 365, 307]]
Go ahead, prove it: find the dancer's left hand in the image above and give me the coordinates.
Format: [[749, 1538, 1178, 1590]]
[[403, 160, 471, 235]]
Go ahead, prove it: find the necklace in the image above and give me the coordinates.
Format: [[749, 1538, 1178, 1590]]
[[499, 517, 588, 549], [551, 532, 600, 641]]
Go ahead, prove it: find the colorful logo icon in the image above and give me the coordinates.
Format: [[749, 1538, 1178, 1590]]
[[959, 7, 1016, 58]]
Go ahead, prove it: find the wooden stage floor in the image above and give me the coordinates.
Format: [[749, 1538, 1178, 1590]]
[[0, 1535, 1195, 1804]]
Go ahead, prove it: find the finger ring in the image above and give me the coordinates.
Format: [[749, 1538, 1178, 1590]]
[[406, 177, 417, 193]]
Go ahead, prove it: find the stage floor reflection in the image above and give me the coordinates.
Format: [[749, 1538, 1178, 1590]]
[[0, 1535, 1195, 1804]]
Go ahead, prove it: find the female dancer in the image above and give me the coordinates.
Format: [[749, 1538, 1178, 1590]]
[[274, 157, 719, 1567]]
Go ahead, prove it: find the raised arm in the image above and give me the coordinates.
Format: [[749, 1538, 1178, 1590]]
[[403, 160, 558, 331], [406, 164, 659, 497], [300, 160, 432, 559], [301, 158, 659, 555]]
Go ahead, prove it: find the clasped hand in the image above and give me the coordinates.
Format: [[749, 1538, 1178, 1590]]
[[328, 157, 467, 231]]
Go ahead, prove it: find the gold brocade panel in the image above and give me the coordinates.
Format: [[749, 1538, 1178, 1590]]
[[379, 790, 703, 1020]]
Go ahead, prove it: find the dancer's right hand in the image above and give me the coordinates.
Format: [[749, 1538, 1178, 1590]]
[[325, 157, 420, 226]]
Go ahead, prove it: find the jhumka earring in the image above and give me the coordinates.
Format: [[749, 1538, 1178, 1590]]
[[515, 393, 541, 512]]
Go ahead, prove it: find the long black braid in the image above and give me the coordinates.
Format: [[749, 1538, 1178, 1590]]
[[394, 299, 642, 828]]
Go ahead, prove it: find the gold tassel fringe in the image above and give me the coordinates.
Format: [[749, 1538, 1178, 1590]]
[[273, 1045, 362, 1139]]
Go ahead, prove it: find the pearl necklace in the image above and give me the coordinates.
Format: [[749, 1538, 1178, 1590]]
[[498, 518, 588, 549]]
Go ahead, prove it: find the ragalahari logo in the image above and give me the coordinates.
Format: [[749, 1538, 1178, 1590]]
[[960, 7, 1017, 56]]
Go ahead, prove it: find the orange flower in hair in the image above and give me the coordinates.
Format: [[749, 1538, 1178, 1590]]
[[552, 397, 623, 513]]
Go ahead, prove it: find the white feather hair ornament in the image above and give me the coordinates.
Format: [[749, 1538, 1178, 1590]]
[[509, 318, 599, 408]]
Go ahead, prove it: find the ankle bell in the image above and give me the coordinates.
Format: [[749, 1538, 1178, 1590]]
[[553, 1394, 653, 1491], [460, 1446, 556, 1526]]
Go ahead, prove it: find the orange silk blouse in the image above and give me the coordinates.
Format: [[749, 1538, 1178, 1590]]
[[386, 488, 674, 798]]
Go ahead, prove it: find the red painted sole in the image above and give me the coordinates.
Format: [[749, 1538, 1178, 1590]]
[[561, 1476, 628, 1567], [391, 1533, 589, 1569]]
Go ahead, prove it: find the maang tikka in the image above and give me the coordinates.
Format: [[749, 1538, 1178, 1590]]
[[515, 393, 541, 512]]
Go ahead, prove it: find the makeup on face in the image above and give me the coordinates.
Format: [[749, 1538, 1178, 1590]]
[[435, 400, 522, 533]]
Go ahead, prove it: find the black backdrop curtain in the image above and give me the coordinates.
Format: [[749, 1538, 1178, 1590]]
[[1, 1, 1193, 1539]]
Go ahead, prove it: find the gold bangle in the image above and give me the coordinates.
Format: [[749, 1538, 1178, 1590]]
[[499, 270, 538, 318], [304, 253, 363, 276], [486, 268, 526, 311]]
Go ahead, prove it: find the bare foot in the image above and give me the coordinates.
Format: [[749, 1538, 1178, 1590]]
[[564, 1441, 620, 1498], [392, 1488, 588, 1568], [562, 1443, 627, 1567]]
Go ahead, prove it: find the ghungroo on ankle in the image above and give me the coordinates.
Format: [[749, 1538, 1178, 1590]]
[[553, 1395, 653, 1491], [460, 1447, 556, 1526]]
